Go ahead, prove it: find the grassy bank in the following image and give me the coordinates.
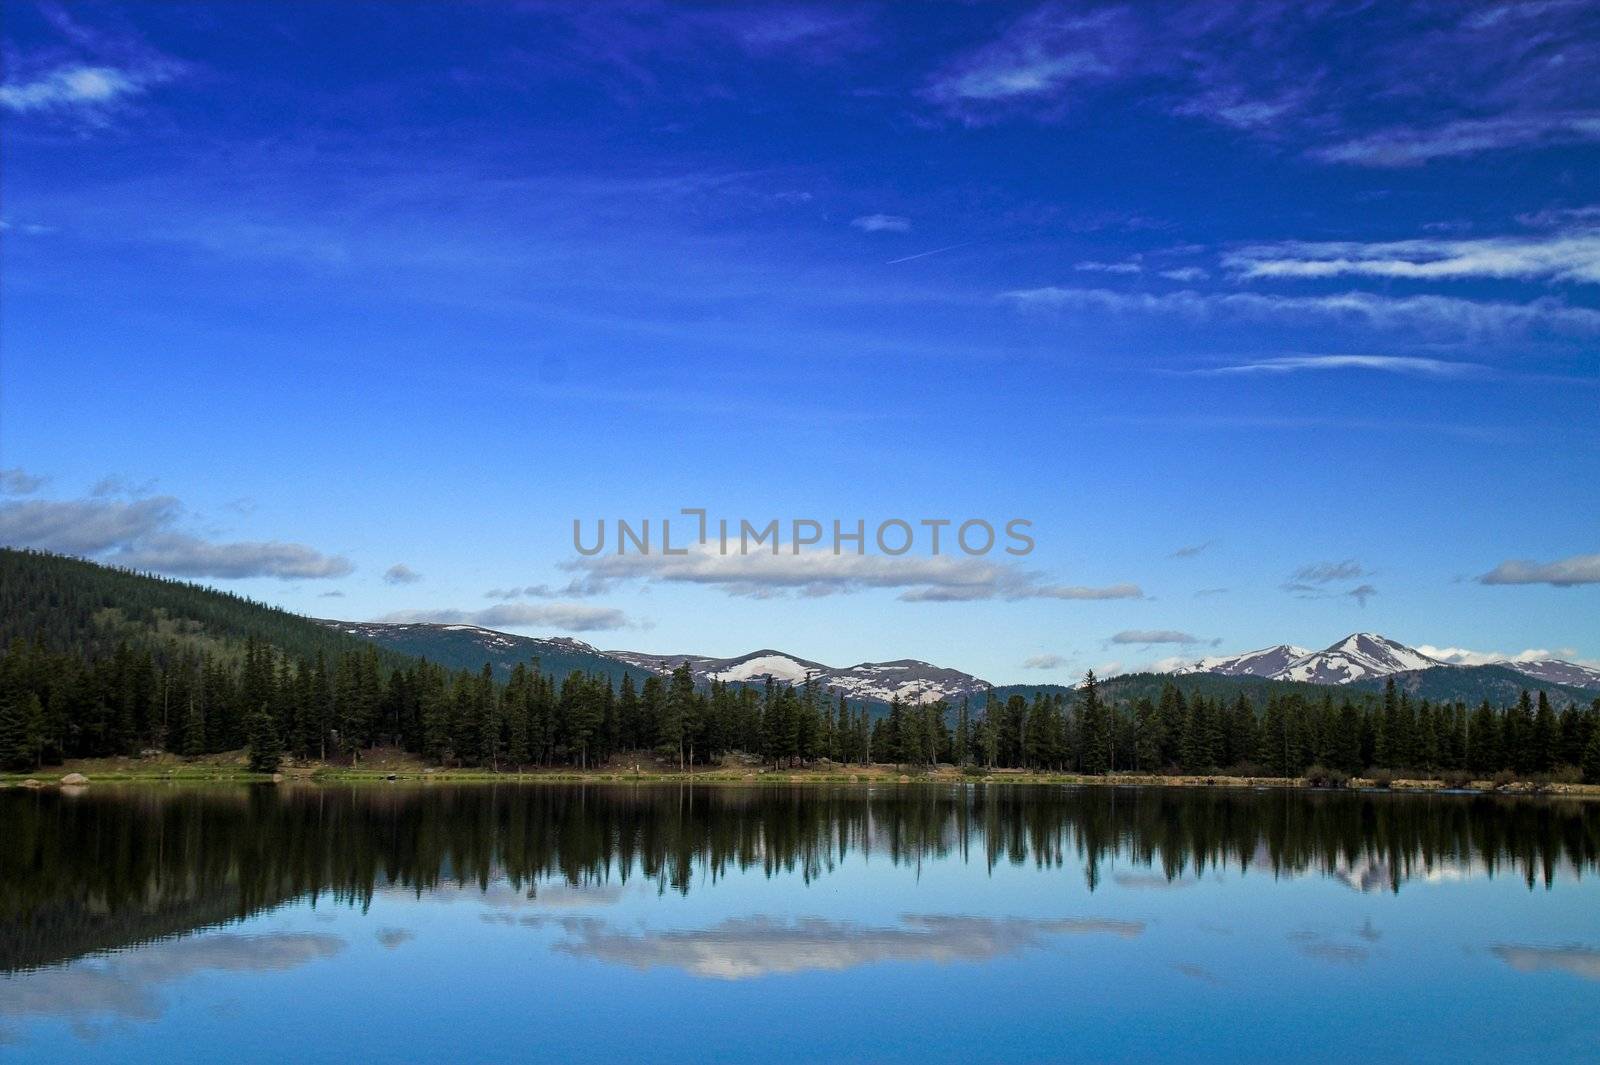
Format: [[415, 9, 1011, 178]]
[[4, 749, 1599, 797]]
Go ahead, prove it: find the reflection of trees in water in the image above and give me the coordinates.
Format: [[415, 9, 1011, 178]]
[[2, 785, 1596, 971]]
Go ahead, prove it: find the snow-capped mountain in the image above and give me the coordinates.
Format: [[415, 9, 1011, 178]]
[[1171, 632, 1600, 692], [1502, 659, 1600, 691], [820, 660, 993, 705], [1173, 644, 1311, 679], [1275, 633, 1444, 685], [609, 648, 991, 705], [1172, 632, 1442, 686]]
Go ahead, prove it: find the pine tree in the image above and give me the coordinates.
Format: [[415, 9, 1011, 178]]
[[1584, 721, 1600, 785], [1531, 692, 1557, 773], [246, 703, 281, 773], [1132, 697, 1161, 772], [1078, 672, 1111, 774], [0, 691, 45, 770]]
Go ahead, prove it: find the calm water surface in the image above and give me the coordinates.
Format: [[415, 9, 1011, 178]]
[[2, 784, 1597, 1063]]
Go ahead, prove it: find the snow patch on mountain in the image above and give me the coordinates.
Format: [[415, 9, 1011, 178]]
[[707, 653, 822, 685]]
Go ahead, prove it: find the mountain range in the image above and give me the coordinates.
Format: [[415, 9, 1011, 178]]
[[325, 621, 1600, 708]]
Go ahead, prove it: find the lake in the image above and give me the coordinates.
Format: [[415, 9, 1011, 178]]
[[2, 784, 1597, 1063]]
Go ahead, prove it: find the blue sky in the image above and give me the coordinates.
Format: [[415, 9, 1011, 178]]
[[1, 1, 1597, 681]]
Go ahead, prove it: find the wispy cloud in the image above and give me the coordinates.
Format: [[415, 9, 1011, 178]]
[[1224, 232, 1600, 284], [0, 64, 152, 113], [1478, 552, 1600, 587], [1315, 113, 1600, 167], [851, 214, 911, 233], [1345, 584, 1378, 608], [924, 6, 1129, 113], [564, 544, 1141, 603], [2, 9, 186, 121], [1110, 629, 1209, 646], [1075, 258, 1142, 274], [1290, 559, 1367, 584], [0, 467, 45, 495], [0, 489, 353, 580], [1169, 541, 1211, 558], [1204, 355, 1487, 379], [383, 563, 424, 585], [377, 603, 635, 632], [1282, 560, 1376, 606], [1001, 286, 1600, 335], [922, 3, 1600, 166], [1021, 653, 1068, 670]]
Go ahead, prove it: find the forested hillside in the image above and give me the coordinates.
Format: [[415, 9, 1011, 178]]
[[0, 548, 384, 666], [322, 621, 653, 688]]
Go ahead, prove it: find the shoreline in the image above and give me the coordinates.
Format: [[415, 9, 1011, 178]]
[[4, 755, 1598, 798]]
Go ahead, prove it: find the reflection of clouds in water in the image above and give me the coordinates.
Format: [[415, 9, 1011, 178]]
[[0, 933, 344, 1032], [1299, 943, 1370, 965], [375, 928, 415, 950], [1114, 872, 1198, 890], [1493, 945, 1600, 981], [1288, 930, 1370, 966], [1173, 962, 1224, 985], [552, 915, 1145, 980]]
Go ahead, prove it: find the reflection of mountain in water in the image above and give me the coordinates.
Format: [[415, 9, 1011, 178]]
[[3, 784, 1596, 972]]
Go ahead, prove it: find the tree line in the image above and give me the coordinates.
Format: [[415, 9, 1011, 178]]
[[3, 634, 1598, 782]]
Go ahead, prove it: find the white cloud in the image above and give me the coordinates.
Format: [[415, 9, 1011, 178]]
[[0, 64, 149, 112], [1225, 232, 1600, 284], [1000, 285, 1600, 335], [116, 534, 355, 580], [1478, 552, 1600, 587], [1206, 355, 1486, 379], [383, 563, 424, 585], [1021, 653, 1068, 670], [851, 214, 911, 233], [0, 491, 353, 580], [564, 544, 1140, 603], [1159, 267, 1208, 282], [377, 603, 634, 632], [1414, 644, 1596, 668]]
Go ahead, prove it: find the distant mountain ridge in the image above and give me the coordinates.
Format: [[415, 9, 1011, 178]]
[[607, 648, 992, 705], [335, 620, 1600, 710], [1171, 632, 1600, 693]]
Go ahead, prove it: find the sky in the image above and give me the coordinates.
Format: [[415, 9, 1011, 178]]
[[1, 1, 1597, 682]]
